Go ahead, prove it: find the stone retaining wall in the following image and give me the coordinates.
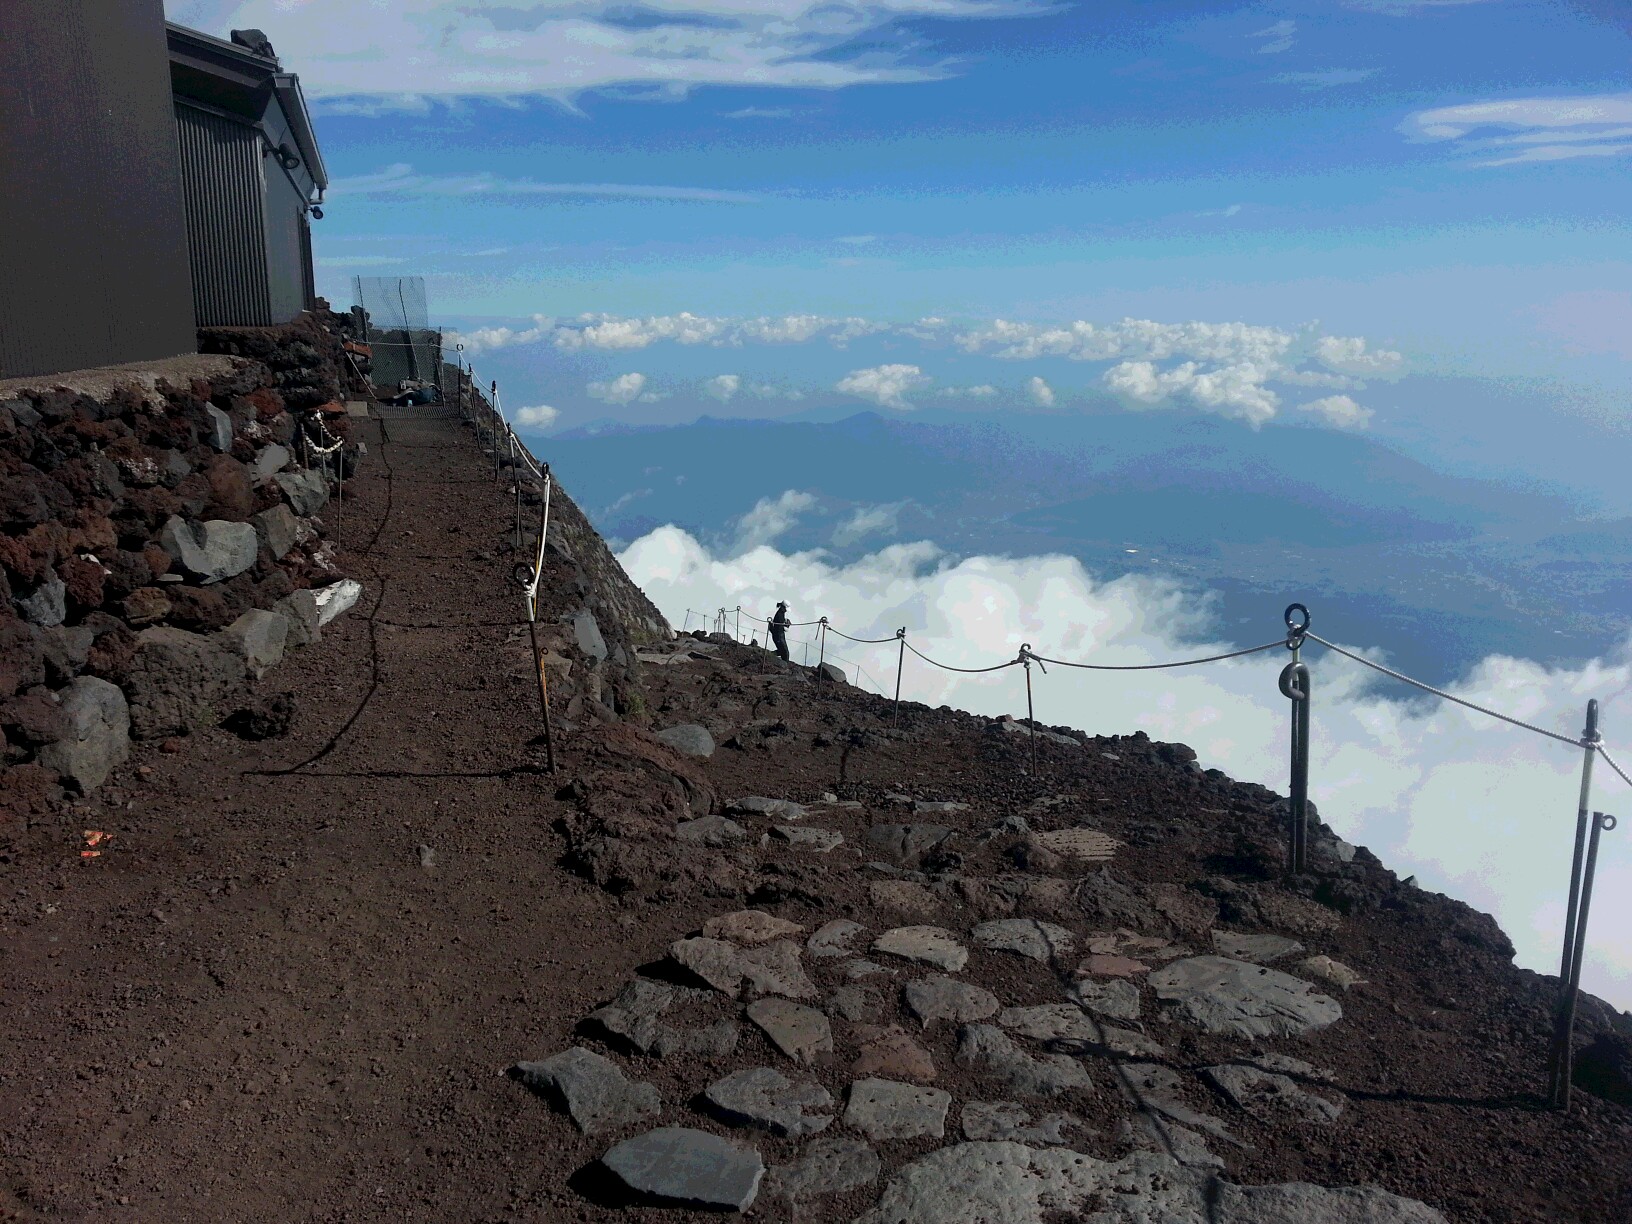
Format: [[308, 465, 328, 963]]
[[1, 316, 360, 803]]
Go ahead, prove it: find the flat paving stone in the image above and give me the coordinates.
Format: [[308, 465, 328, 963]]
[[955, 1024, 1092, 1098], [852, 1145, 1449, 1224], [961, 1101, 1081, 1145], [1085, 929, 1190, 961], [842, 959, 893, 980], [971, 918, 1075, 962], [1202, 1062, 1343, 1125], [1148, 956, 1342, 1039], [913, 800, 969, 814], [1295, 954, 1368, 990], [739, 941, 820, 999], [851, 1024, 937, 1083], [728, 795, 811, 820], [827, 985, 886, 1023], [1119, 1063, 1246, 1149], [997, 1004, 1165, 1059], [772, 825, 844, 852], [904, 975, 1000, 1028], [601, 1126, 765, 1211], [844, 1077, 952, 1142], [1075, 953, 1150, 978], [873, 926, 969, 972], [1212, 930, 1305, 964], [585, 979, 681, 1053], [1066, 977, 1141, 1021], [808, 919, 869, 958], [869, 879, 941, 915], [675, 815, 749, 846], [747, 997, 833, 1064], [1031, 827, 1120, 863], [763, 1136, 881, 1205], [704, 909, 805, 945], [511, 1047, 660, 1137], [703, 1066, 835, 1137], [670, 936, 747, 993]]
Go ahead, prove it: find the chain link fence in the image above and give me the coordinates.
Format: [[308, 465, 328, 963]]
[[352, 275, 442, 393]]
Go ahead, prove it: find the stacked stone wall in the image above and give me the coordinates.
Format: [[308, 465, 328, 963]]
[[0, 316, 359, 804]]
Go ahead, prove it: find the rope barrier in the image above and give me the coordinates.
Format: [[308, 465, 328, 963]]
[[903, 638, 1022, 675], [1304, 631, 1587, 749], [1025, 639, 1284, 670], [825, 625, 906, 645], [1597, 744, 1632, 791]]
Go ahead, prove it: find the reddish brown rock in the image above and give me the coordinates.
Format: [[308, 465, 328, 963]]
[[142, 543, 172, 577], [57, 556, 105, 612], [851, 1025, 937, 1083], [0, 620, 47, 699], [164, 586, 234, 631], [0, 689, 69, 747], [123, 587, 172, 627], [200, 454, 255, 521]]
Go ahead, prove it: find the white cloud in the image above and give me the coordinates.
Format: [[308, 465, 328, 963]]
[[164, 0, 1043, 107], [705, 374, 742, 402], [330, 163, 758, 204], [1314, 335, 1405, 375], [619, 525, 1632, 1010], [833, 501, 909, 546], [733, 490, 818, 551], [1401, 92, 1632, 167], [723, 107, 795, 119], [1297, 394, 1373, 429], [1252, 19, 1296, 53], [1104, 359, 1282, 427], [836, 364, 931, 411], [449, 314, 554, 355], [588, 373, 650, 405], [452, 310, 1403, 430], [1026, 375, 1056, 408], [513, 404, 561, 429]]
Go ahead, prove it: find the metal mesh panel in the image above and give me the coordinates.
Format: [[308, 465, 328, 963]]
[[352, 276, 442, 391]]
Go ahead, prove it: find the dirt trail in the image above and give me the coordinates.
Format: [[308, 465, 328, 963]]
[[1, 405, 635, 1221]]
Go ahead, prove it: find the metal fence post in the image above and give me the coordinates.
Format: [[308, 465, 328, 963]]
[[1278, 603, 1312, 875], [893, 628, 906, 726], [816, 617, 829, 680], [1549, 700, 1604, 1108], [1550, 807, 1617, 1110]]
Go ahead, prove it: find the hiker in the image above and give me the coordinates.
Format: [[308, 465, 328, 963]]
[[769, 602, 791, 661]]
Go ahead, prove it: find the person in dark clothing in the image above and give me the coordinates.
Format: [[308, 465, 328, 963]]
[[769, 602, 791, 660]]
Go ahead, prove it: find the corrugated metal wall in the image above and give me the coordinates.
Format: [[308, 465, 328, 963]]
[[174, 101, 271, 327], [263, 160, 310, 323], [0, 0, 196, 379]]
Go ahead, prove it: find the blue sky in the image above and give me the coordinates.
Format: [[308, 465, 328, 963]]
[[167, 0, 1630, 494]]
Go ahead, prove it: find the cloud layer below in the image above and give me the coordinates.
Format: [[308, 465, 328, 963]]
[[454, 312, 1404, 429], [621, 519, 1632, 1008]]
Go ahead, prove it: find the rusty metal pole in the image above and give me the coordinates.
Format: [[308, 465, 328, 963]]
[[816, 617, 828, 682], [1024, 655, 1037, 774]]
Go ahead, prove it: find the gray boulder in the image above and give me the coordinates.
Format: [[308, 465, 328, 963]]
[[159, 516, 258, 585], [35, 677, 129, 792], [251, 443, 291, 479], [13, 576, 67, 627], [273, 590, 323, 648], [657, 723, 715, 758], [818, 661, 847, 684], [570, 607, 608, 661], [122, 626, 247, 739], [312, 579, 362, 625], [253, 505, 300, 560], [273, 469, 329, 515], [204, 404, 234, 452], [218, 609, 288, 679]]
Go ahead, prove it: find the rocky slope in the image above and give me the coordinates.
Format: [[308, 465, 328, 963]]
[[0, 397, 1627, 1224]]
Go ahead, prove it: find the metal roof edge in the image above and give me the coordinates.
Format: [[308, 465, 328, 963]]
[[273, 73, 329, 192]]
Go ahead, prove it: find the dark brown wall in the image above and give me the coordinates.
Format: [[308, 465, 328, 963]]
[[0, 0, 197, 379]]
